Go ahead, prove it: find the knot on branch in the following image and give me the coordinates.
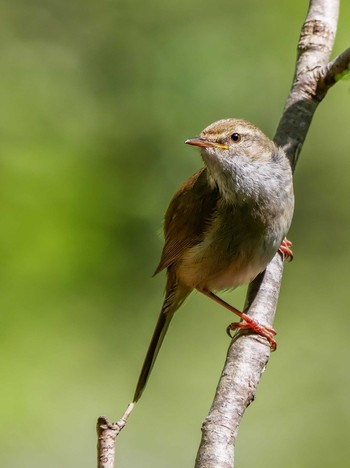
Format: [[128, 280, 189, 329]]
[[298, 19, 334, 55]]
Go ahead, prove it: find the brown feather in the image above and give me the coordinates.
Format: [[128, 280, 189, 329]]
[[154, 168, 219, 275], [133, 267, 191, 402]]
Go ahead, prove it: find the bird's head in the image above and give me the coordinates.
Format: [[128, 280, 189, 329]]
[[185, 118, 277, 167]]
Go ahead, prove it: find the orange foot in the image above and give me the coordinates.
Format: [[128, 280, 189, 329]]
[[199, 288, 278, 351], [279, 238, 293, 261], [227, 318, 277, 351]]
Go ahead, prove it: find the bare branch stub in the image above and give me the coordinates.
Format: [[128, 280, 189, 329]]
[[96, 404, 134, 468], [97, 417, 120, 468]]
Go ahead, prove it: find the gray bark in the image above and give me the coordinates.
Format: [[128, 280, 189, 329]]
[[194, 1, 349, 467]]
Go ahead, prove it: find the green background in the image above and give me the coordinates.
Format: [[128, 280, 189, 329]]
[[1, 0, 350, 466]]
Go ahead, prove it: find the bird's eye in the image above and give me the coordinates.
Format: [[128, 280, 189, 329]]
[[231, 133, 241, 142]]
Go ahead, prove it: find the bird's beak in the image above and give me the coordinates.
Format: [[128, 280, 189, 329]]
[[185, 138, 228, 150]]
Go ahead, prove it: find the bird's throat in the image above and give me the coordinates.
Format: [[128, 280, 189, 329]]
[[205, 156, 285, 206]]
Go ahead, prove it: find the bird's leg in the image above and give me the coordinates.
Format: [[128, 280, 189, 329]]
[[198, 288, 277, 351], [279, 238, 293, 261]]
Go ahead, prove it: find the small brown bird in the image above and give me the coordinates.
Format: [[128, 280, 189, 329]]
[[133, 118, 294, 402]]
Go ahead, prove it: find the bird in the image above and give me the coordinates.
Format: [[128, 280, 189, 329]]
[[132, 118, 294, 403]]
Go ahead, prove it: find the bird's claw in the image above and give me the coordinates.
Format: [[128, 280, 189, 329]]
[[226, 319, 277, 351], [279, 238, 293, 262]]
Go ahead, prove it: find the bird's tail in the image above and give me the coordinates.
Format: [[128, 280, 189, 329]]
[[133, 272, 190, 403]]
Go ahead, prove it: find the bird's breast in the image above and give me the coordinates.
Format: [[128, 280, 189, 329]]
[[176, 201, 288, 291]]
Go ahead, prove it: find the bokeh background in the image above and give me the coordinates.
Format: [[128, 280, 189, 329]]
[[1, 0, 350, 466]]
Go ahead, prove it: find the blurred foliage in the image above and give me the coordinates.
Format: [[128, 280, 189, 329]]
[[1, 0, 350, 467]]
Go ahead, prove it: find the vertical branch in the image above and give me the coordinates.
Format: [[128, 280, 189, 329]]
[[274, 0, 339, 168], [195, 1, 348, 467]]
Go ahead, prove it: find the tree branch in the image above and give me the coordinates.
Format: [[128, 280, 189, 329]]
[[317, 47, 350, 97], [195, 1, 347, 466]]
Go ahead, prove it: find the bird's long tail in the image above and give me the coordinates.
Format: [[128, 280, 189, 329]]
[[133, 272, 190, 402]]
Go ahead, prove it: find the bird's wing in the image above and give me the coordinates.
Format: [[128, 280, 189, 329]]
[[154, 168, 219, 275]]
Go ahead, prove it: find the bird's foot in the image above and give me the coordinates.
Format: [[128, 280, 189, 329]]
[[226, 316, 277, 351], [199, 288, 278, 350], [279, 238, 293, 261]]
